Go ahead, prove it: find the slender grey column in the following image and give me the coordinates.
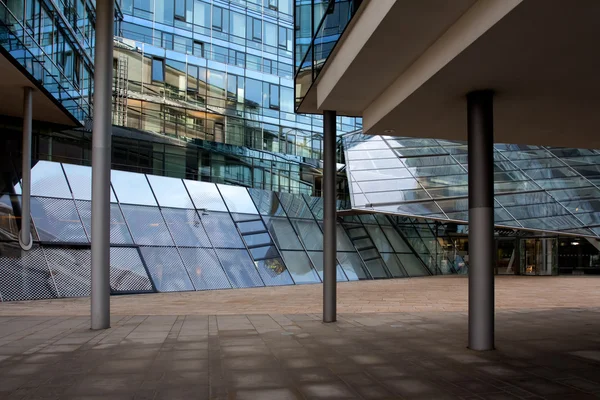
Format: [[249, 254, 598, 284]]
[[467, 90, 494, 351], [19, 87, 33, 251], [323, 110, 337, 323], [91, 0, 114, 330]]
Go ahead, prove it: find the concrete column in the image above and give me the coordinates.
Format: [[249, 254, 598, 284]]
[[467, 90, 494, 351], [19, 87, 33, 251], [91, 0, 114, 330], [323, 110, 337, 323]]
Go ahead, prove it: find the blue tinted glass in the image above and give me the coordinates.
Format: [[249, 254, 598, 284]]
[[215, 249, 264, 288], [139, 246, 194, 292], [280, 250, 321, 284]]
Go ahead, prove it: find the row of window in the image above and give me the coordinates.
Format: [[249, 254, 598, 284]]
[[124, 0, 293, 19]]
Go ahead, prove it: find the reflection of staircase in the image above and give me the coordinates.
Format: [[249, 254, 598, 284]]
[[113, 54, 128, 126], [344, 224, 389, 278]]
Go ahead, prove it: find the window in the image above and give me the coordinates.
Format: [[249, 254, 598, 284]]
[[230, 11, 245, 38], [193, 40, 204, 57], [152, 57, 164, 82], [251, 18, 262, 41], [175, 0, 186, 20], [263, 59, 272, 74], [269, 84, 280, 110], [264, 22, 277, 47], [162, 32, 174, 50], [268, 0, 278, 11], [278, 26, 287, 49], [212, 5, 222, 31]]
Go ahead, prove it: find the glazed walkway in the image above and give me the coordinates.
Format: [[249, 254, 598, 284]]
[[0, 276, 600, 399]]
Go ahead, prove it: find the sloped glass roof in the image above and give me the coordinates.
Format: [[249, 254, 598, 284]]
[[343, 132, 600, 238]]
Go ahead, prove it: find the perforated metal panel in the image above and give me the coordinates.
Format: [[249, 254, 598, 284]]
[[215, 249, 264, 288], [31, 197, 88, 243], [200, 212, 244, 248], [161, 208, 212, 247], [178, 247, 231, 290], [120, 205, 174, 246], [76, 201, 134, 244], [43, 248, 91, 297], [110, 247, 153, 293], [0, 244, 58, 301], [139, 246, 194, 292]]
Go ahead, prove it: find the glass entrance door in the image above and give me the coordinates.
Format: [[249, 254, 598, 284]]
[[521, 238, 557, 275]]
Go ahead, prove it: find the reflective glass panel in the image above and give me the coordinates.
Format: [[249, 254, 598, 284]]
[[147, 175, 194, 208], [280, 250, 321, 284], [215, 249, 264, 288], [237, 219, 267, 234], [381, 226, 412, 253], [248, 188, 286, 216], [109, 247, 153, 293], [178, 247, 231, 290], [217, 184, 258, 214], [277, 192, 313, 218], [290, 219, 323, 250], [76, 201, 133, 244], [183, 180, 227, 212], [200, 212, 244, 248], [380, 253, 407, 277], [30, 161, 71, 199], [161, 207, 211, 247], [363, 259, 389, 279], [303, 196, 324, 220], [30, 197, 88, 243], [263, 216, 303, 250], [139, 246, 194, 292], [306, 251, 348, 282], [243, 232, 272, 248], [364, 225, 394, 253], [397, 253, 430, 277], [120, 205, 174, 246], [62, 163, 117, 202], [111, 170, 156, 206], [254, 258, 295, 286], [249, 246, 279, 260], [336, 224, 355, 251]]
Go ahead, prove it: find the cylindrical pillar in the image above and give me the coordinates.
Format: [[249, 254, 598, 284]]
[[467, 90, 494, 351], [19, 87, 33, 251], [323, 110, 337, 323], [91, 0, 114, 330]]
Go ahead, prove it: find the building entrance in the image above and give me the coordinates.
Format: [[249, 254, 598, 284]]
[[521, 238, 557, 275]]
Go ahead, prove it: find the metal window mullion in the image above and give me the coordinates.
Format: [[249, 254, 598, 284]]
[[373, 215, 410, 277], [340, 223, 374, 280]]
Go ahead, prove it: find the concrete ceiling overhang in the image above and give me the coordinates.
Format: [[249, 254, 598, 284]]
[[312, 0, 600, 149], [0, 51, 79, 127]]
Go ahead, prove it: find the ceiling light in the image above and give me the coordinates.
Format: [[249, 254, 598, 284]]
[[571, 241, 580, 246], [384, 129, 395, 133]]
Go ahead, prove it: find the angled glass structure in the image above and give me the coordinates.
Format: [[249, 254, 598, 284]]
[[344, 132, 600, 238], [0, 159, 434, 302]]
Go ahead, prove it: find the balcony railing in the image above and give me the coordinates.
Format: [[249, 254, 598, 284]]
[[294, 0, 362, 111]]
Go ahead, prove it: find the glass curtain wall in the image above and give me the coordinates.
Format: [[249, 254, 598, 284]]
[[0, 159, 431, 302], [114, 0, 361, 161]]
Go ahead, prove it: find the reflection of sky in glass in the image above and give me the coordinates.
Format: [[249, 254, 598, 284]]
[[344, 133, 600, 237], [62, 164, 117, 202], [31, 161, 71, 198], [183, 179, 227, 211], [147, 175, 194, 209], [111, 170, 156, 206], [217, 184, 258, 214]]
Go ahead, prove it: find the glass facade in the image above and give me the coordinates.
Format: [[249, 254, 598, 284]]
[[344, 132, 600, 238], [294, 0, 362, 110], [0, 160, 434, 301], [113, 0, 361, 161], [0, 0, 118, 122]]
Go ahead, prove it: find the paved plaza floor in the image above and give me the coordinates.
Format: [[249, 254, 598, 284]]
[[0, 276, 600, 399]]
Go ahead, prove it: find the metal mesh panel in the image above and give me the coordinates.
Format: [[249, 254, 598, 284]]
[[215, 249, 264, 288], [76, 201, 134, 244], [31, 197, 88, 243], [30, 161, 71, 199], [178, 247, 231, 290], [43, 247, 91, 297], [200, 212, 244, 248], [120, 205, 174, 246], [139, 246, 194, 292], [110, 247, 153, 293], [0, 244, 57, 301], [161, 208, 212, 247], [0, 195, 38, 242]]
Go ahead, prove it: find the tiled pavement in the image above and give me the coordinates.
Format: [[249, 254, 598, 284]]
[[0, 277, 599, 399]]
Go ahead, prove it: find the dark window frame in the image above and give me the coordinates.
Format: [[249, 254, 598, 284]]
[[151, 57, 165, 82], [174, 0, 186, 21]]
